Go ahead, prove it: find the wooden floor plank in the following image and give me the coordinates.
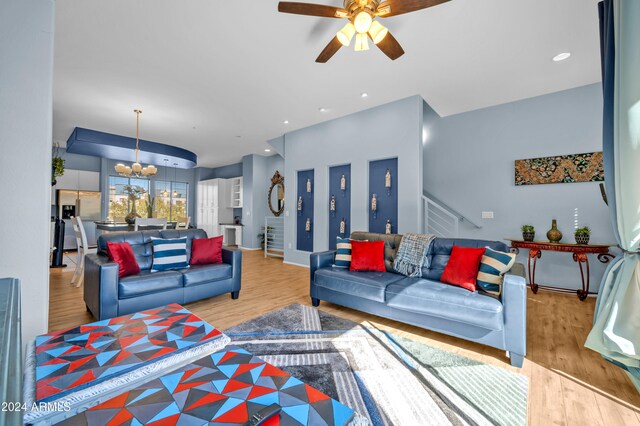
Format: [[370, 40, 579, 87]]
[[48, 250, 640, 424]]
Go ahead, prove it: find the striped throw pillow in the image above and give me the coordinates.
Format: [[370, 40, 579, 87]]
[[334, 237, 352, 268], [151, 237, 189, 272], [476, 247, 516, 296]]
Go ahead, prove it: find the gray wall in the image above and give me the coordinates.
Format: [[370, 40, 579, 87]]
[[423, 83, 614, 291], [58, 148, 102, 172], [283, 96, 425, 266], [0, 0, 54, 344], [241, 154, 284, 249]]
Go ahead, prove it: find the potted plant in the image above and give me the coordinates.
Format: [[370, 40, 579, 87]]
[[575, 226, 591, 245], [521, 225, 535, 242], [258, 226, 274, 249], [123, 185, 146, 225], [52, 156, 65, 186], [146, 193, 156, 218]]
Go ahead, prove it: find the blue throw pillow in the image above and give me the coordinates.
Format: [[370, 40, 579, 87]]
[[151, 237, 189, 272], [334, 237, 352, 268], [476, 246, 516, 295]]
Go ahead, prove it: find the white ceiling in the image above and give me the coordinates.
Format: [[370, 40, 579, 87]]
[[53, 0, 602, 168]]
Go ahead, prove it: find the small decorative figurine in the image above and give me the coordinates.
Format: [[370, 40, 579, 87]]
[[385, 169, 392, 195], [385, 220, 392, 235], [330, 195, 336, 216], [305, 217, 311, 234], [340, 174, 346, 194], [306, 178, 312, 193], [371, 193, 377, 219], [297, 196, 303, 215], [340, 218, 346, 235]]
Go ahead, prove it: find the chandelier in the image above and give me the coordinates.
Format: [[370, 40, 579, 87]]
[[114, 109, 158, 178]]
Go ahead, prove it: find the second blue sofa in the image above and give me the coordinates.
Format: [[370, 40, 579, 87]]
[[310, 232, 527, 367]]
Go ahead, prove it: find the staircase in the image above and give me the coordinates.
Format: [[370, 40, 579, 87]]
[[422, 192, 481, 237]]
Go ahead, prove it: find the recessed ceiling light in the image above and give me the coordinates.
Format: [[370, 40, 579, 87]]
[[265, 149, 271, 152], [283, 120, 289, 124], [552, 52, 571, 62], [319, 107, 327, 113], [361, 92, 368, 98]]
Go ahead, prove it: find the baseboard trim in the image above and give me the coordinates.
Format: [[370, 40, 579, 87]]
[[283, 260, 310, 269], [240, 246, 261, 251]]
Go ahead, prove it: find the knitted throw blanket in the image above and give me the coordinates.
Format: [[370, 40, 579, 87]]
[[393, 233, 436, 277]]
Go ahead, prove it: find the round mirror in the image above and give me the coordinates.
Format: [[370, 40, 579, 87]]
[[268, 170, 285, 217]]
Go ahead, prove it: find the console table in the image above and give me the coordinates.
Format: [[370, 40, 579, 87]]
[[508, 240, 615, 301]]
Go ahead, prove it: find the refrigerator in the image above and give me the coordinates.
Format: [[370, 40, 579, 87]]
[[57, 190, 102, 250]]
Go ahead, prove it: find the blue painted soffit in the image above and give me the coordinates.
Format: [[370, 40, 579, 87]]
[[65, 127, 198, 169]]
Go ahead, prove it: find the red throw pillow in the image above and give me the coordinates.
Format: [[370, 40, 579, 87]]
[[440, 246, 486, 292], [106, 241, 141, 279], [190, 235, 223, 265], [349, 240, 386, 272]]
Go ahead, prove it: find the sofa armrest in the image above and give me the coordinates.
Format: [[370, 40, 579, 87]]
[[222, 248, 242, 292], [501, 262, 527, 357], [84, 253, 119, 320], [310, 251, 336, 299]]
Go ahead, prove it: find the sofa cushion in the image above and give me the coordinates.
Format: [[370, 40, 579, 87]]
[[477, 247, 516, 296], [118, 270, 183, 299], [440, 246, 486, 292], [423, 238, 509, 282], [315, 268, 404, 302], [334, 237, 353, 268], [151, 237, 189, 272], [350, 232, 402, 273], [385, 278, 504, 331], [350, 240, 386, 272], [180, 264, 233, 287], [106, 241, 140, 278], [190, 236, 223, 265]]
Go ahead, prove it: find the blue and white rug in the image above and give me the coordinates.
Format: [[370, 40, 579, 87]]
[[225, 304, 528, 426]]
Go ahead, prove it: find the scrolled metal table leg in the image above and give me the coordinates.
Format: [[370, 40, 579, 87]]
[[573, 252, 590, 301], [528, 249, 541, 293]]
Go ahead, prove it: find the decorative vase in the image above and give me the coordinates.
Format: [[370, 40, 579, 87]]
[[546, 219, 562, 243], [575, 234, 590, 245], [125, 200, 140, 225], [522, 231, 535, 242]]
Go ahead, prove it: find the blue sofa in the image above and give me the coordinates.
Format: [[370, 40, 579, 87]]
[[84, 229, 242, 320], [310, 232, 527, 367]]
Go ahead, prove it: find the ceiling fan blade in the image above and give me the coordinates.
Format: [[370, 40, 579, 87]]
[[278, 2, 347, 18], [376, 32, 404, 60], [316, 36, 343, 63], [377, 0, 450, 17]]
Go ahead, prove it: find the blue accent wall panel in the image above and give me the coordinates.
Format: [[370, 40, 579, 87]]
[[369, 158, 398, 234], [297, 169, 314, 252], [328, 164, 351, 250]]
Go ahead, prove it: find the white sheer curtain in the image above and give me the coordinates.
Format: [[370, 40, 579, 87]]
[[585, 0, 640, 385]]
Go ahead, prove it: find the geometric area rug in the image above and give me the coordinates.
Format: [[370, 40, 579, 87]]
[[225, 304, 528, 426]]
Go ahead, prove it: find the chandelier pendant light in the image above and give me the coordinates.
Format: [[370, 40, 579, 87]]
[[114, 109, 158, 178], [162, 159, 169, 197]]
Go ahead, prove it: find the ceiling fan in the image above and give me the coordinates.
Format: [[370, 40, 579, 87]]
[[278, 0, 450, 63]]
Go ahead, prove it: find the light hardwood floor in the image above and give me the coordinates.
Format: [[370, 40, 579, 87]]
[[49, 250, 640, 425]]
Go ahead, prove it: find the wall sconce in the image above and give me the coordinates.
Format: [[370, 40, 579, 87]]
[[385, 219, 392, 234], [340, 218, 346, 235], [305, 217, 312, 237], [371, 193, 377, 219], [340, 174, 346, 196], [385, 169, 392, 196], [297, 196, 303, 216], [330, 194, 336, 217], [306, 178, 312, 193]]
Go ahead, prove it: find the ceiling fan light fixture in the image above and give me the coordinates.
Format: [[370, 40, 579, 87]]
[[368, 20, 388, 44], [337, 22, 356, 46], [353, 11, 372, 34], [354, 33, 370, 51]]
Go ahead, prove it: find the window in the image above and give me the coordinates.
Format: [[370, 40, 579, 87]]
[[155, 181, 189, 221], [107, 176, 150, 221]]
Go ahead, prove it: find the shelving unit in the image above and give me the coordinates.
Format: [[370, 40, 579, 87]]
[[229, 177, 243, 208]]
